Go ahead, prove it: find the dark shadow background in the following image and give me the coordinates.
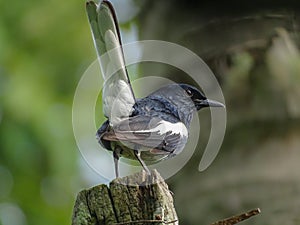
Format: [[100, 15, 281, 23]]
[[1, 0, 300, 224], [138, 1, 300, 225]]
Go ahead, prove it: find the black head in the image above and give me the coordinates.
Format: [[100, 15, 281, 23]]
[[179, 84, 225, 110]]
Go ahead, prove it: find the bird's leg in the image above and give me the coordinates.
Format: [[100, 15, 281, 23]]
[[113, 147, 121, 178], [133, 150, 150, 175]]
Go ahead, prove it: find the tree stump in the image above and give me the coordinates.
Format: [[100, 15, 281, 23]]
[[72, 170, 178, 225]]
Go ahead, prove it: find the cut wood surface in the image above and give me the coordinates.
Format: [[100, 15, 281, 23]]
[[72, 170, 178, 225]]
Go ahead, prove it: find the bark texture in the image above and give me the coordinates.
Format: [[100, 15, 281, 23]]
[[72, 170, 178, 225]]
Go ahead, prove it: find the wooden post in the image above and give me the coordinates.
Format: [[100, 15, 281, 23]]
[[72, 170, 178, 225]]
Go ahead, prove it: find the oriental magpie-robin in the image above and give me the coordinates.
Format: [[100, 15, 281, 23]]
[[86, 0, 225, 177]]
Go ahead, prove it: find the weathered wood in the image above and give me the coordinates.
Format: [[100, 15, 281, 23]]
[[72, 170, 178, 225]]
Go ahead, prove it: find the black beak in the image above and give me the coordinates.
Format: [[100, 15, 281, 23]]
[[196, 99, 225, 110]]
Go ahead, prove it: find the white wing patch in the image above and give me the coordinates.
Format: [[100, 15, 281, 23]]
[[135, 120, 188, 137]]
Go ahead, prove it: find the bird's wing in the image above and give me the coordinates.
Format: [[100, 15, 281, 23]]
[[86, 1, 135, 126], [101, 115, 188, 153]]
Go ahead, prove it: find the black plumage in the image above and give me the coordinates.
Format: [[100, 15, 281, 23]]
[[86, 1, 225, 177]]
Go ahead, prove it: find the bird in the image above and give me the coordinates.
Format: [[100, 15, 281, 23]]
[[86, 0, 225, 177]]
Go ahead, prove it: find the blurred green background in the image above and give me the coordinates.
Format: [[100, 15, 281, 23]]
[[1, 0, 300, 224], [0, 0, 96, 224]]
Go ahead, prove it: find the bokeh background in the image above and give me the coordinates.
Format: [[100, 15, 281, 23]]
[[1, 0, 300, 224]]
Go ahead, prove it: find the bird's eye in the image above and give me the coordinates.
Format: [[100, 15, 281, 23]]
[[186, 89, 193, 97]]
